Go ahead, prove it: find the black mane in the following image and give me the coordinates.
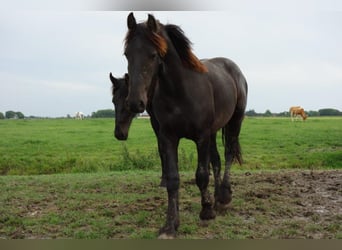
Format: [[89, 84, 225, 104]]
[[165, 24, 207, 72]]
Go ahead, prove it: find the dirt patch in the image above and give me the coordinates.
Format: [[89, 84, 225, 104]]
[[237, 170, 341, 218], [121, 169, 342, 238], [1, 170, 341, 239], [219, 170, 342, 238], [177, 170, 341, 238]]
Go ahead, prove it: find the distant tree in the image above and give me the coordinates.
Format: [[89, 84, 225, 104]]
[[319, 108, 341, 116], [91, 109, 115, 118], [16, 112, 24, 119], [0, 112, 4, 119], [245, 109, 258, 116], [5, 111, 16, 119], [264, 110, 272, 117], [5, 111, 25, 119], [307, 110, 320, 117], [276, 111, 288, 117]]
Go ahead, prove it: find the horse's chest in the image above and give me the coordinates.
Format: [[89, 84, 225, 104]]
[[158, 104, 187, 125], [155, 102, 212, 138]]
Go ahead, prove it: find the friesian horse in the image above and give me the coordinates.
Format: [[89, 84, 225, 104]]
[[109, 73, 135, 140], [110, 72, 169, 186], [123, 13, 248, 238]]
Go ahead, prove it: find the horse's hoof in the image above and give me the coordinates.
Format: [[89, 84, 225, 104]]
[[199, 219, 211, 227], [217, 185, 232, 205], [215, 202, 230, 214], [200, 208, 216, 221], [158, 233, 175, 239], [158, 225, 177, 239]]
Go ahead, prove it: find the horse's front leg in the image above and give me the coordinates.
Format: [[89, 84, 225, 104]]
[[158, 133, 180, 239], [196, 136, 216, 222], [209, 134, 223, 210], [157, 139, 167, 187], [149, 114, 166, 187]]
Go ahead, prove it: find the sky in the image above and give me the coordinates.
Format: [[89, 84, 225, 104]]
[[1, 1, 342, 117]]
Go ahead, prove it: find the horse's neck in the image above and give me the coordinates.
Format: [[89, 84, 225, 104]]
[[158, 53, 187, 97]]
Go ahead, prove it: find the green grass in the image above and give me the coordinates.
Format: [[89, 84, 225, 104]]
[[0, 117, 341, 239], [240, 117, 342, 170], [0, 171, 171, 239], [0, 117, 341, 175], [0, 170, 340, 239]]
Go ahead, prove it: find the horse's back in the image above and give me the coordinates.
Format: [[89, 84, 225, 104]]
[[202, 57, 248, 131], [204, 57, 247, 93], [207, 58, 247, 99]]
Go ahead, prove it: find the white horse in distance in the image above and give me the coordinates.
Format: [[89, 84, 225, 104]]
[[75, 111, 84, 120]]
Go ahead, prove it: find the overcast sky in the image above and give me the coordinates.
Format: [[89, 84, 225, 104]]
[[1, 1, 341, 117]]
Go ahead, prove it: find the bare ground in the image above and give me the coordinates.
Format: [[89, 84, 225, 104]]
[[223, 170, 342, 239], [1, 170, 341, 239], [111, 170, 342, 238]]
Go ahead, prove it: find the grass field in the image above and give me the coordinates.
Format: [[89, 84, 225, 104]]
[[0, 117, 341, 175], [0, 170, 341, 239], [0, 117, 341, 239]]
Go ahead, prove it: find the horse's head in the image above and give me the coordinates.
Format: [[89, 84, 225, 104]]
[[124, 13, 166, 113], [109, 72, 135, 140]]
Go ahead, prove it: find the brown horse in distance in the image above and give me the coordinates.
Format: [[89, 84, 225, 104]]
[[289, 106, 308, 121]]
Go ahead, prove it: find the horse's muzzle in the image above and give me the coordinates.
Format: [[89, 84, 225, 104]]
[[114, 128, 128, 141]]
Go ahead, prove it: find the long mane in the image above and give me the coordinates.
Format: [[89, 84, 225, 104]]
[[124, 21, 207, 73], [165, 24, 207, 73]]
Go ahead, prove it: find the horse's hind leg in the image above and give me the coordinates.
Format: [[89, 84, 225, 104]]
[[216, 109, 244, 211], [196, 135, 216, 221], [209, 133, 223, 210]]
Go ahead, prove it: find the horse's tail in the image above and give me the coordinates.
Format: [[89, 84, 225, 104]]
[[221, 124, 243, 165], [221, 59, 247, 166]]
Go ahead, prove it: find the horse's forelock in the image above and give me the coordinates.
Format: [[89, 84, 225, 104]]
[[124, 23, 168, 57]]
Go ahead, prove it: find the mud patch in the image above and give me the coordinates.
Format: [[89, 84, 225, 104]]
[[224, 170, 342, 238], [1, 170, 341, 239]]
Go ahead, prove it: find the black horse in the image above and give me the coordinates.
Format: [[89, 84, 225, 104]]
[[122, 13, 248, 238], [110, 73, 240, 189], [109, 73, 135, 140], [110, 72, 170, 186]]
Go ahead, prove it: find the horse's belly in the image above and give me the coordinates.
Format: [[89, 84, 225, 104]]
[[210, 92, 236, 132], [211, 109, 234, 133]]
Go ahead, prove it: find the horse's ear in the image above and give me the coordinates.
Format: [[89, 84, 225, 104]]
[[127, 12, 136, 30], [147, 14, 157, 32], [109, 72, 118, 88]]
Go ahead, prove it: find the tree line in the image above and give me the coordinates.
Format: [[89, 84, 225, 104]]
[[0, 111, 25, 119], [1, 108, 341, 119], [90, 109, 115, 118], [245, 108, 342, 117]]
